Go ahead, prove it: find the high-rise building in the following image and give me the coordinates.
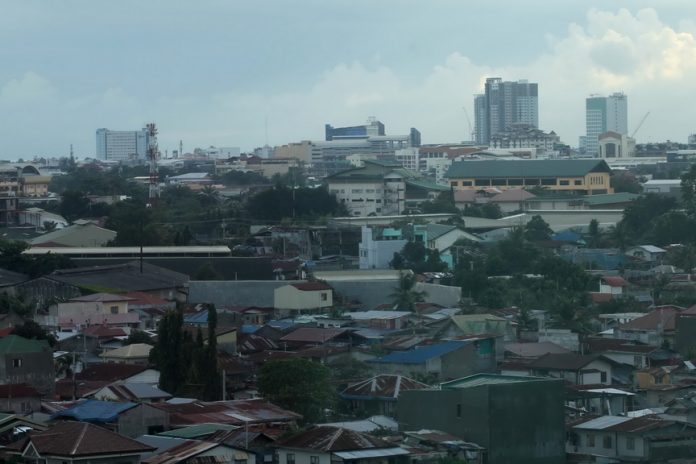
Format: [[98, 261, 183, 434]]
[[582, 92, 628, 156], [474, 78, 539, 144], [95, 128, 149, 161]]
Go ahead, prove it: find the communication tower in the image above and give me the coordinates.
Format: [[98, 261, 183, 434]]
[[146, 123, 160, 207]]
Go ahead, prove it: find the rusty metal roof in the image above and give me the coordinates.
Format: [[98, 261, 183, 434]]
[[278, 426, 393, 452], [341, 375, 428, 401]]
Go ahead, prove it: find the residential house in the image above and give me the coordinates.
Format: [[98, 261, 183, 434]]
[[529, 353, 614, 385], [343, 311, 411, 330], [437, 314, 513, 360], [275, 426, 409, 464], [18, 207, 68, 230], [152, 399, 301, 429], [399, 374, 565, 464], [445, 159, 613, 195], [626, 245, 667, 263], [29, 221, 116, 247], [0, 384, 41, 414], [278, 328, 359, 350], [55, 363, 160, 400], [615, 305, 691, 347], [598, 276, 629, 296], [0, 335, 54, 396], [92, 382, 172, 403], [567, 415, 696, 462], [144, 440, 250, 464], [50, 399, 169, 437], [339, 374, 428, 416], [583, 337, 667, 369], [52, 293, 133, 317], [5, 421, 154, 464], [368, 339, 496, 381], [274, 282, 333, 315], [326, 159, 448, 216], [100, 343, 153, 365], [503, 342, 570, 360], [182, 325, 238, 354]]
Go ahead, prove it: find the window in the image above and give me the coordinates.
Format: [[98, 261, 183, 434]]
[[12, 358, 21, 368], [491, 178, 506, 186], [450, 181, 459, 187], [603, 435, 612, 449], [310, 457, 319, 464], [508, 178, 523, 186], [600, 371, 607, 383], [286, 454, 295, 464], [559, 180, 569, 186], [474, 179, 490, 186], [586, 434, 595, 447], [626, 436, 635, 450], [574, 179, 582, 185], [456, 403, 462, 418], [320, 293, 328, 301], [634, 355, 643, 368], [462, 181, 473, 186], [351, 189, 363, 194], [541, 178, 557, 186], [110, 306, 119, 314]]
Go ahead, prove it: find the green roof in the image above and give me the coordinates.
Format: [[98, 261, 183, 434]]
[[158, 423, 237, 439], [440, 373, 554, 389], [405, 179, 450, 192], [326, 160, 420, 181], [580, 192, 640, 206], [445, 159, 611, 179], [425, 223, 457, 240], [0, 335, 50, 354]]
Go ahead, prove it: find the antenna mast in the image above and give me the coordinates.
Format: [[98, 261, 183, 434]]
[[146, 123, 160, 207]]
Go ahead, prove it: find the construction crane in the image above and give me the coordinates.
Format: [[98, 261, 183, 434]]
[[631, 111, 650, 139], [462, 106, 475, 142], [145, 123, 160, 207]]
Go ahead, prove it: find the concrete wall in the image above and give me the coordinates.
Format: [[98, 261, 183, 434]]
[[0, 351, 54, 396], [117, 403, 169, 438], [399, 380, 565, 464]]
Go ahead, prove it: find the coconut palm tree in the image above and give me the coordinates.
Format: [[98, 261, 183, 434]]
[[390, 271, 428, 312]]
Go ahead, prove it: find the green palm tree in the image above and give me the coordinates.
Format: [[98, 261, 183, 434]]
[[390, 271, 428, 312]]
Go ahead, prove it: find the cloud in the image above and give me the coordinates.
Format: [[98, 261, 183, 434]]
[[2, 7, 696, 158]]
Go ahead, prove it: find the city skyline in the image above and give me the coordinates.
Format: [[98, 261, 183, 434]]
[[1, 2, 696, 158]]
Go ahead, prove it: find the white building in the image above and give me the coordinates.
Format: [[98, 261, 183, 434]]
[[582, 93, 628, 156], [96, 128, 149, 161], [358, 226, 407, 270], [394, 147, 419, 171], [598, 131, 635, 158]]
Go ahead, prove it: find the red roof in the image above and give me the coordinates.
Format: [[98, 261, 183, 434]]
[[9, 421, 154, 457], [278, 426, 392, 451], [123, 291, 170, 306], [75, 363, 149, 382], [280, 327, 347, 344], [602, 276, 629, 287], [82, 325, 127, 339], [291, 282, 332, 291], [0, 383, 39, 398], [590, 292, 614, 303], [0, 327, 14, 337], [620, 307, 684, 332], [152, 399, 301, 427]]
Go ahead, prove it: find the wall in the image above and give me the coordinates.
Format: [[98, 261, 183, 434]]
[[117, 403, 169, 437], [399, 380, 565, 464], [0, 351, 55, 396], [358, 226, 407, 270], [52, 300, 129, 318], [273, 285, 332, 311], [276, 449, 331, 464]]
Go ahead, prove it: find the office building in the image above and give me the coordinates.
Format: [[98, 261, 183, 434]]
[[582, 93, 628, 156], [474, 78, 539, 144], [325, 118, 385, 141], [96, 128, 149, 161]]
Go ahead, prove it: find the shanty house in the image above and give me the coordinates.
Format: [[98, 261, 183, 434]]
[[340, 374, 428, 416]]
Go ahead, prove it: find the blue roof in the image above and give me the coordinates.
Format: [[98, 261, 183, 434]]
[[370, 340, 470, 364], [183, 312, 209, 324], [52, 399, 137, 422], [241, 324, 261, 334]]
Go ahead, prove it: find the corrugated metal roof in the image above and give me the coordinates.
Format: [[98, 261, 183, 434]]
[[52, 399, 137, 422], [334, 448, 410, 459], [370, 341, 470, 364], [574, 415, 630, 430], [441, 373, 551, 389], [158, 423, 238, 439]]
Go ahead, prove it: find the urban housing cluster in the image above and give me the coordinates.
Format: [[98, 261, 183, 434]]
[[1, 78, 696, 464]]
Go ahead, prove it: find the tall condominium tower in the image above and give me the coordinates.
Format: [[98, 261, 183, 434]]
[[474, 78, 539, 144], [96, 127, 150, 161], [582, 92, 628, 156]]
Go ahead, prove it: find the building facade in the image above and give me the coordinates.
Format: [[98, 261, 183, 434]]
[[96, 127, 149, 161], [488, 124, 560, 153], [474, 78, 539, 144], [582, 93, 628, 156], [445, 159, 613, 195]]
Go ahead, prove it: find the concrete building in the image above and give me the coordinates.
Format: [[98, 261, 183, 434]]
[[358, 226, 407, 270], [273, 281, 333, 315], [488, 123, 560, 153], [326, 159, 448, 216], [598, 131, 635, 158], [0, 335, 55, 396], [582, 93, 628, 156], [399, 374, 565, 464], [96, 127, 150, 161], [445, 159, 613, 195], [51, 293, 134, 319], [474, 78, 539, 144]]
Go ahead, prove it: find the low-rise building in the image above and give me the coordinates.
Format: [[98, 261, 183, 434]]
[[274, 282, 333, 315], [399, 374, 565, 464], [340, 374, 428, 416], [567, 415, 696, 462], [529, 353, 614, 385], [445, 159, 613, 195], [275, 426, 409, 464], [0, 335, 54, 396], [100, 343, 153, 365]]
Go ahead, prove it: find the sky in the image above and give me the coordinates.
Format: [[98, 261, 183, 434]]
[[2, 0, 696, 159]]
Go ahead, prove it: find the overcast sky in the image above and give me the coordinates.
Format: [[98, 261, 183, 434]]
[[2, 0, 696, 159]]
